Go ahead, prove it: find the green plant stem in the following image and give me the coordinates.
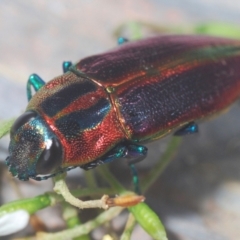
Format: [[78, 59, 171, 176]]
[[84, 170, 97, 189], [97, 165, 125, 192], [37, 207, 123, 240], [62, 203, 90, 240], [141, 137, 182, 193], [0, 192, 56, 217], [0, 187, 116, 217], [120, 213, 136, 240]]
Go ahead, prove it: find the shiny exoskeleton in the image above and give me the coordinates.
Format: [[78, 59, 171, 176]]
[[6, 35, 240, 181]]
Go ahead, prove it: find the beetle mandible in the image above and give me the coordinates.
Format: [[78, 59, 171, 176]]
[[5, 35, 240, 181]]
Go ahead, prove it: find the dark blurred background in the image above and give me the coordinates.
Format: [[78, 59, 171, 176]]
[[1, 1, 240, 239]]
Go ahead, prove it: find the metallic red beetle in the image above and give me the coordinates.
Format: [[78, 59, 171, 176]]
[[5, 35, 240, 181]]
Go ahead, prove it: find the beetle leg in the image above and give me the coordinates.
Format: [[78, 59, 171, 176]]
[[174, 121, 198, 136], [62, 61, 72, 73], [80, 142, 147, 170], [26, 74, 45, 101], [124, 143, 147, 195], [129, 163, 141, 194], [125, 143, 148, 164], [80, 143, 129, 170], [118, 37, 129, 45], [80, 142, 147, 194]]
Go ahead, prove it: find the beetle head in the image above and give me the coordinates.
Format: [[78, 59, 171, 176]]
[[5, 111, 63, 181]]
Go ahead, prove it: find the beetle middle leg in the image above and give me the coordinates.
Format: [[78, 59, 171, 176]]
[[124, 142, 148, 194]]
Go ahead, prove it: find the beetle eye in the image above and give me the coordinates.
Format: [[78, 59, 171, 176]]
[[11, 111, 38, 136], [36, 138, 63, 175]]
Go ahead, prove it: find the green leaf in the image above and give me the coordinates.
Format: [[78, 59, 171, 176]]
[[194, 22, 240, 39], [128, 203, 168, 240], [0, 118, 15, 139], [0, 193, 53, 217]]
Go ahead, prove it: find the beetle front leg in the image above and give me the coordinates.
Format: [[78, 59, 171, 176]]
[[80, 142, 148, 170], [80, 143, 129, 170], [27, 61, 73, 101], [26, 74, 45, 101]]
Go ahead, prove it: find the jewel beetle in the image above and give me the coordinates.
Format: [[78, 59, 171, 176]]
[[5, 35, 240, 181]]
